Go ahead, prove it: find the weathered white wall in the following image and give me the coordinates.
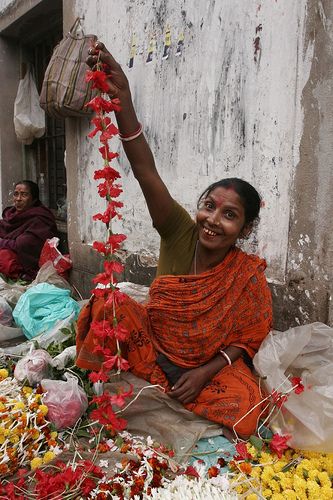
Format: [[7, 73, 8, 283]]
[[73, 0, 312, 285]]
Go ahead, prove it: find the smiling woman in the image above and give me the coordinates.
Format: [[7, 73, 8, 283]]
[[76, 42, 273, 440], [0, 180, 58, 281]]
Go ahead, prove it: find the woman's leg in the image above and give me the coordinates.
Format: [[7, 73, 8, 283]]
[[185, 357, 266, 438]]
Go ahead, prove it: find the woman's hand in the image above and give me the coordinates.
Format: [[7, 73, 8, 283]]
[[87, 41, 129, 97], [167, 366, 211, 404]]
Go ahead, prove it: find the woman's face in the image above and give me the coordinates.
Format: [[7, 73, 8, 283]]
[[196, 186, 251, 256], [13, 184, 35, 212]]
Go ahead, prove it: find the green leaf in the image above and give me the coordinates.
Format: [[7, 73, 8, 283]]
[[249, 435, 263, 451], [75, 428, 91, 438], [303, 469, 309, 479]]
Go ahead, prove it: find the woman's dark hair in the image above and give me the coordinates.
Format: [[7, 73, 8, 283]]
[[197, 178, 261, 224], [15, 180, 40, 202]]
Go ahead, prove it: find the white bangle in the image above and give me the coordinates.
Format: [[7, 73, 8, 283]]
[[220, 349, 232, 366]]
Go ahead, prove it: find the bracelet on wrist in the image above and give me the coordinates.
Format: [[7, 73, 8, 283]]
[[119, 123, 143, 142], [219, 349, 232, 366]]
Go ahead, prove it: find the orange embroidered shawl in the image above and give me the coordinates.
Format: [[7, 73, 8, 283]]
[[147, 247, 272, 368]]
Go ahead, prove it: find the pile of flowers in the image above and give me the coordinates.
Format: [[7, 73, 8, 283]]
[[0, 370, 62, 478], [229, 439, 333, 499]]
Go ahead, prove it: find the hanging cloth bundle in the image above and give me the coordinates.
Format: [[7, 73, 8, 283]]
[[39, 18, 97, 118]]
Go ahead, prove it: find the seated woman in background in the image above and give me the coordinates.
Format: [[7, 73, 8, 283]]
[[0, 180, 57, 281], [76, 43, 273, 440]]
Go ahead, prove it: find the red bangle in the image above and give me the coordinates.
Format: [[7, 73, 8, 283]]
[[119, 123, 142, 141]]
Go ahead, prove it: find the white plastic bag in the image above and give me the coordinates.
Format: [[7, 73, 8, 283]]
[[14, 349, 52, 386], [253, 322, 333, 452], [14, 69, 45, 145], [0, 297, 13, 326], [41, 374, 88, 429]]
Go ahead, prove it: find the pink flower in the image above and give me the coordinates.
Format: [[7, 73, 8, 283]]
[[269, 433, 291, 458]]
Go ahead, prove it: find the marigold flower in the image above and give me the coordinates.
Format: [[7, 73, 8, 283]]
[[38, 404, 48, 416], [43, 450, 55, 464], [30, 457, 43, 470], [239, 461, 252, 474], [22, 386, 33, 395], [0, 369, 9, 380]]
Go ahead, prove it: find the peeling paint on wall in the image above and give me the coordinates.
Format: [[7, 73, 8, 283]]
[[74, 0, 313, 284]]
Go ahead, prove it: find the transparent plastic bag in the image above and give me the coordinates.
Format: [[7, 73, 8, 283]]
[[41, 374, 88, 429], [14, 349, 52, 386], [0, 312, 75, 356], [13, 283, 80, 340], [14, 69, 45, 145], [0, 297, 13, 326], [253, 322, 333, 452]]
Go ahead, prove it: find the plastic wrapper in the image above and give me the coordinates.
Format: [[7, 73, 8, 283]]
[[31, 262, 72, 291], [52, 345, 76, 370], [14, 349, 52, 386], [0, 312, 75, 356], [41, 374, 88, 429], [39, 237, 72, 278], [253, 322, 333, 452], [13, 283, 81, 340], [0, 297, 13, 326]]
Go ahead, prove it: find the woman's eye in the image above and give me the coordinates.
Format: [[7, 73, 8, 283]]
[[225, 211, 235, 219], [204, 201, 214, 210]]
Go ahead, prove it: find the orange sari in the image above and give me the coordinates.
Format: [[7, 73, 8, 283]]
[[76, 247, 272, 435]]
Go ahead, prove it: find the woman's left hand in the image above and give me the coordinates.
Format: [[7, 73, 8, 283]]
[[167, 366, 210, 404]]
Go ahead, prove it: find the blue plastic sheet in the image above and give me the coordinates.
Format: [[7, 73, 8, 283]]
[[13, 283, 80, 339]]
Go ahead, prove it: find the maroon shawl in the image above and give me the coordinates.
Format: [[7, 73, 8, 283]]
[[0, 203, 58, 279]]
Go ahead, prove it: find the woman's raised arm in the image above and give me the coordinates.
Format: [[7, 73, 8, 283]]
[[87, 42, 174, 229]]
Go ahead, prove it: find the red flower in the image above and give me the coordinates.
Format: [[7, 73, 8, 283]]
[[269, 433, 291, 458], [89, 370, 109, 383], [86, 96, 121, 113], [88, 116, 109, 138], [271, 389, 289, 408], [100, 122, 119, 143], [94, 165, 121, 181], [90, 405, 127, 430], [105, 289, 127, 307], [113, 323, 129, 342], [99, 144, 119, 161], [86, 70, 110, 92], [103, 354, 130, 371], [234, 442, 253, 461], [110, 385, 133, 408], [108, 233, 127, 249], [104, 260, 124, 274], [183, 465, 200, 478], [291, 376, 305, 394]]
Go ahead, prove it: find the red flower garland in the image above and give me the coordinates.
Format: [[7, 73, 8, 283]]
[[84, 53, 131, 430]]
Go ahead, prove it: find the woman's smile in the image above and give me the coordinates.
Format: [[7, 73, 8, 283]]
[[196, 186, 250, 262]]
